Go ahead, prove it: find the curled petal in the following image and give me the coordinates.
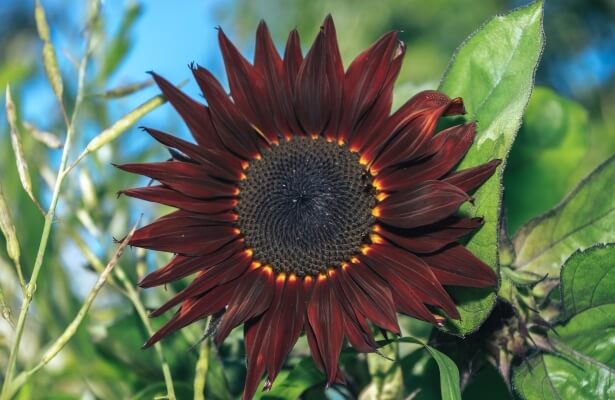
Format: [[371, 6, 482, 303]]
[[422, 243, 498, 288], [444, 159, 501, 193], [375, 217, 483, 254], [375, 123, 475, 191], [358, 91, 464, 166], [375, 181, 470, 229]]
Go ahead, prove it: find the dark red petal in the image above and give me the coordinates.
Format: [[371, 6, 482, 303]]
[[345, 43, 405, 147], [144, 280, 236, 347], [149, 250, 252, 317], [254, 21, 282, 73], [264, 275, 306, 385], [421, 243, 497, 288], [305, 313, 346, 385], [359, 252, 437, 323], [120, 185, 237, 214], [283, 29, 303, 89], [116, 161, 238, 199], [129, 221, 237, 255], [375, 181, 470, 229], [306, 274, 344, 385], [341, 263, 400, 334], [218, 29, 278, 143], [192, 65, 266, 159], [443, 159, 501, 193], [143, 128, 245, 181], [294, 16, 343, 137], [375, 217, 483, 254], [362, 244, 459, 319], [242, 274, 307, 399], [254, 21, 301, 140], [340, 32, 403, 142], [331, 270, 377, 352], [149, 72, 223, 151], [215, 266, 275, 345], [375, 123, 476, 192], [243, 318, 267, 399], [138, 240, 245, 288], [371, 99, 465, 173], [358, 91, 463, 167]]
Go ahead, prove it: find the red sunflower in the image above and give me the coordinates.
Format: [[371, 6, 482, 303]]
[[117, 16, 499, 399]]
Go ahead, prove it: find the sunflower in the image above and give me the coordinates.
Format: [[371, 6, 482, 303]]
[[117, 15, 498, 399]]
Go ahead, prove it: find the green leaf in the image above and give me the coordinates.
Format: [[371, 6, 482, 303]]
[[560, 244, 615, 320], [255, 357, 324, 400], [438, 0, 544, 335], [504, 87, 589, 234], [398, 337, 461, 400], [513, 245, 615, 399], [513, 155, 615, 278]]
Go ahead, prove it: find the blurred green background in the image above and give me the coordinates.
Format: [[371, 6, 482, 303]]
[[0, 0, 613, 398]]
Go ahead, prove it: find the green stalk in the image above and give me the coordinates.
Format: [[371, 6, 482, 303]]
[[0, 14, 93, 399], [70, 232, 177, 399], [194, 340, 210, 400], [4, 222, 139, 398]]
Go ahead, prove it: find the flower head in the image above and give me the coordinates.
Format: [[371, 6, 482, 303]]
[[118, 16, 498, 399]]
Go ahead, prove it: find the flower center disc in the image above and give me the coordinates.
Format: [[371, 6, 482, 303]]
[[237, 137, 376, 275]]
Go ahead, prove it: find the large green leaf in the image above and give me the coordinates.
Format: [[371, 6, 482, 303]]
[[560, 244, 615, 320], [513, 155, 615, 278], [504, 87, 589, 234], [513, 244, 615, 399], [398, 337, 462, 400], [438, 0, 544, 335]]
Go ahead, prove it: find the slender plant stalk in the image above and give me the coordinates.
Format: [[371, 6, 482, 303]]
[[116, 266, 177, 400], [69, 231, 177, 399], [0, 13, 94, 399], [194, 339, 210, 400], [0, 286, 14, 328], [4, 221, 139, 398]]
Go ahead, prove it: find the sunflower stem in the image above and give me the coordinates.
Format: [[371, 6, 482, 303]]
[[4, 220, 139, 398], [194, 336, 210, 400], [0, 4, 97, 397]]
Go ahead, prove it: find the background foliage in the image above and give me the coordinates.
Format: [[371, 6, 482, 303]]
[[0, 0, 614, 399]]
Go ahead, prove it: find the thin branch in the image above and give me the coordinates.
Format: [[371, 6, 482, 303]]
[[5, 219, 140, 398], [0, 3, 98, 397], [69, 229, 176, 399]]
